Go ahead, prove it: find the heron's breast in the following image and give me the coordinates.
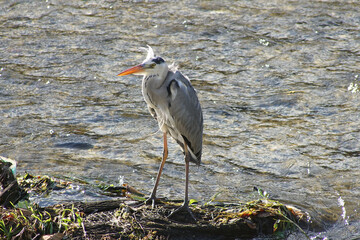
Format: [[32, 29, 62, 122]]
[[155, 108, 182, 138]]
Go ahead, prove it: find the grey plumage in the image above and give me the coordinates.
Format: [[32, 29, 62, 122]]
[[143, 66, 203, 165]]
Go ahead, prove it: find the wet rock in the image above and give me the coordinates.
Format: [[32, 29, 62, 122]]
[[0, 158, 27, 208]]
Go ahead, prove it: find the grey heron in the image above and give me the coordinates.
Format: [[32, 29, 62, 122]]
[[118, 46, 203, 219]]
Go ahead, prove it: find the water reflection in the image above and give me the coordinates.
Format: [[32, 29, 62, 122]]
[[1, 0, 360, 238]]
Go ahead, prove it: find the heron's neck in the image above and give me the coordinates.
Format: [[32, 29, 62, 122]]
[[143, 69, 169, 89]]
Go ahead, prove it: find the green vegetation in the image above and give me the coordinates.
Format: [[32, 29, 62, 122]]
[[0, 203, 82, 239]]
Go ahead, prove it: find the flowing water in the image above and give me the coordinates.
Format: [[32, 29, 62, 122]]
[[1, 0, 360, 238]]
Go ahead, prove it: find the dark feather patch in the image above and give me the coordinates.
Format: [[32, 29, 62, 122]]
[[166, 79, 179, 98], [152, 57, 165, 64], [195, 150, 202, 161], [182, 135, 201, 164], [182, 135, 192, 151], [149, 107, 157, 120]]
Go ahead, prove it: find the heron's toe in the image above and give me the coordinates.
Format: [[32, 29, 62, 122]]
[[168, 203, 197, 222], [144, 196, 157, 208]]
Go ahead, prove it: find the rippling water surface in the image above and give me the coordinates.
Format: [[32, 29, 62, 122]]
[[1, 0, 359, 238]]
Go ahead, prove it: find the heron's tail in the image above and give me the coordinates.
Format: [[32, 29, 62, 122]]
[[177, 139, 201, 165]]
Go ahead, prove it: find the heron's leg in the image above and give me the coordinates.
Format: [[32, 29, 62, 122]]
[[183, 146, 190, 206], [168, 143, 196, 221], [145, 132, 168, 208]]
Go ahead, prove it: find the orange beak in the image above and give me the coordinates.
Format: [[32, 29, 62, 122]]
[[117, 64, 145, 76]]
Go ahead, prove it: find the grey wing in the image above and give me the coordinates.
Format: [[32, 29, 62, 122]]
[[167, 71, 203, 165]]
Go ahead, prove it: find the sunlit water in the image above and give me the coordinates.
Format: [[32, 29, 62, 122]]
[[1, 0, 359, 238]]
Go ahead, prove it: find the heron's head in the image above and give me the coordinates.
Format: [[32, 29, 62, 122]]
[[118, 46, 168, 78]]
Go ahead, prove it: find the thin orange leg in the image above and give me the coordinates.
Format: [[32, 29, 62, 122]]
[[168, 142, 196, 221], [146, 132, 168, 207], [184, 143, 190, 205]]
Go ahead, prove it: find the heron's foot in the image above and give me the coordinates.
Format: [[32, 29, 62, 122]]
[[168, 202, 197, 222], [144, 195, 157, 208]]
